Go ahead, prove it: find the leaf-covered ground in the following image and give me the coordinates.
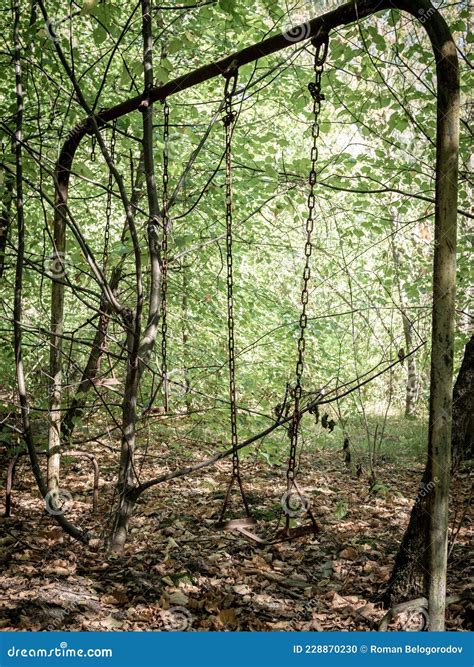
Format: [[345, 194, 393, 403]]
[[0, 442, 472, 632]]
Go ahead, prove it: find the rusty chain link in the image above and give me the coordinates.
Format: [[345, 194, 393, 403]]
[[285, 34, 328, 524], [219, 67, 251, 521], [161, 99, 170, 412]]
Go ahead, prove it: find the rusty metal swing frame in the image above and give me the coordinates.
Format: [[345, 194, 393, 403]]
[[48, 0, 458, 603]]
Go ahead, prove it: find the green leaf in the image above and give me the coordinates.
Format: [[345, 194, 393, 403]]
[[155, 65, 170, 84], [120, 64, 132, 87], [219, 0, 235, 14], [334, 501, 349, 520], [168, 38, 182, 55], [74, 163, 95, 180], [92, 25, 107, 45], [80, 0, 99, 15]]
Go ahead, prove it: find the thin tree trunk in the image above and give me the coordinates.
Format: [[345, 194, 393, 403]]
[[382, 13, 459, 627], [12, 0, 86, 543], [47, 174, 67, 502], [181, 262, 191, 413], [109, 0, 161, 550], [0, 169, 14, 279], [62, 157, 145, 440], [390, 219, 419, 417], [403, 323, 418, 417], [426, 18, 459, 629], [110, 316, 140, 551]]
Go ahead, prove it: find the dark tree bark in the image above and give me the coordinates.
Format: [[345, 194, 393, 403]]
[[381, 467, 431, 607], [452, 335, 474, 467], [382, 335, 473, 608]]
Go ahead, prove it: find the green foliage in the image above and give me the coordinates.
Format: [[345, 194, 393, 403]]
[[0, 0, 471, 468]]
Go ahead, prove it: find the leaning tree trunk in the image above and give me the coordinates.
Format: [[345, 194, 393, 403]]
[[381, 466, 431, 607], [382, 336, 472, 608], [452, 335, 474, 468]]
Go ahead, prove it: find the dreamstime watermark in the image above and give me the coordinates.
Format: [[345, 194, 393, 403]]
[[46, 251, 70, 279], [401, 606, 430, 631], [44, 488, 74, 516], [280, 489, 310, 518], [414, 476, 439, 505], [161, 606, 194, 631], [43, 14, 72, 43], [164, 368, 192, 401], [294, 595, 319, 622], [283, 22, 312, 43], [416, 6, 436, 25], [282, 0, 338, 43], [7, 641, 112, 659]]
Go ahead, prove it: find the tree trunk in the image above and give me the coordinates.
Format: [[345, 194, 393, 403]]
[[390, 218, 419, 417], [403, 314, 419, 418], [109, 0, 160, 551], [109, 322, 139, 552], [47, 190, 67, 501], [0, 169, 14, 279], [382, 337, 471, 609], [452, 335, 474, 467], [381, 467, 431, 607]]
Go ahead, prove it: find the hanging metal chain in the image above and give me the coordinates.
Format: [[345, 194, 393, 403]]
[[286, 35, 329, 496], [219, 66, 251, 520], [103, 120, 117, 274], [161, 99, 170, 412], [224, 69, 239, 476]]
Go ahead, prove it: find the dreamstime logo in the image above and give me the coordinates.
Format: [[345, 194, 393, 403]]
[[281, 489, 310, 518], [282, 0, 337, 42], [161, 606, 193, 631], [46, 251, 69, 279], [402, 607, 429, 631], [44, 488, 74, 516], [44, 15, 71, 43], [295, 596, 318, 621], [414, 477, 439, 505], [165, 368, 192, 401], [416, 6, 436, 24], [283, 22, 312, 43]]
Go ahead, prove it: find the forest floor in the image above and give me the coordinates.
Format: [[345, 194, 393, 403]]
[[0, 435, 472, 632]]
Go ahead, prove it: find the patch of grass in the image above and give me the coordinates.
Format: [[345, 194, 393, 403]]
[[315, 413, 428, 465]]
